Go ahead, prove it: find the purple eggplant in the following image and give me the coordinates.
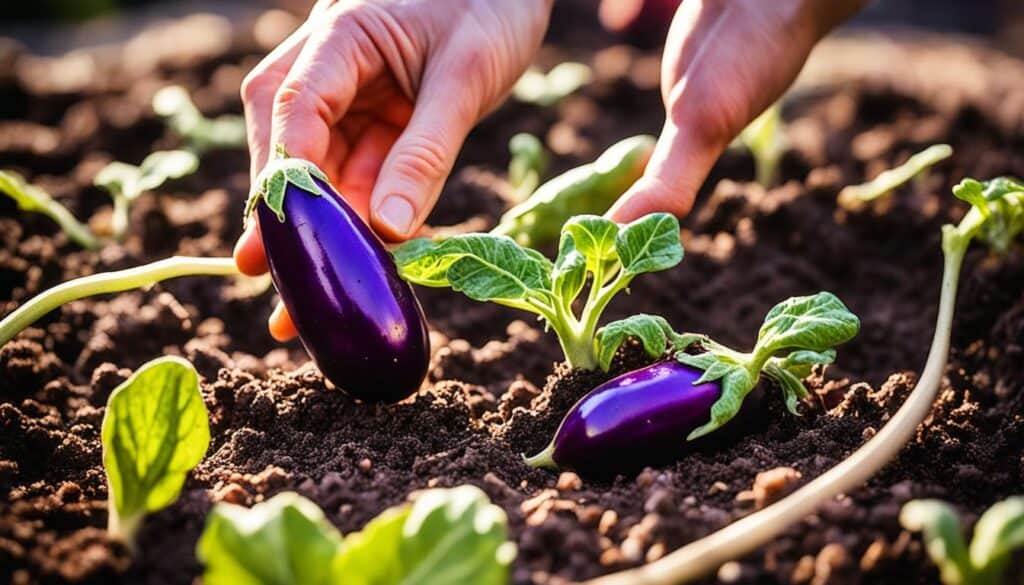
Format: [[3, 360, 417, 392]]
[[524, 361, 757, 475], [246, 150, 429, 403]]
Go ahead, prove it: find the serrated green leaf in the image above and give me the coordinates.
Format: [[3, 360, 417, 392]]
[[102, 356, 210, 543], [198, 492, 344, 585], [900, 500, 972, 585], [332, 486, 514, 585], [756, 292, 860, 357], [615, 212, 683, 275], [969, 496, 1024, 580], [595, 314, 677, 371], [396, 234, 552, 305], [953, 177, 1024, 253]]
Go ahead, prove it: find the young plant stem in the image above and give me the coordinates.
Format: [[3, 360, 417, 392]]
[[107, 505, 142, 552], [584, 230, 969, 585], [49, 203, 102, 250], [0, 256, 239, 346], [111, 193, 130, 241]]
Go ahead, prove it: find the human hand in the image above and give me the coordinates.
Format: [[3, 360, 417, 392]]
[[234, 0, 552, 341], [607, 0, 865, 222]]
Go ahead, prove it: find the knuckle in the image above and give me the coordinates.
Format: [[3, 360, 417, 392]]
[[391, 135, 451, 184], [240, 70, 282, 104]]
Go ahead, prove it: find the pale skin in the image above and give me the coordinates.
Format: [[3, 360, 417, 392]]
[[234, 0, 866, 341]]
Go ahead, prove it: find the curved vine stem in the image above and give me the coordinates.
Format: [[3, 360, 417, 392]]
[[0, 256, 240, 347], [585, 238, 966, 585]]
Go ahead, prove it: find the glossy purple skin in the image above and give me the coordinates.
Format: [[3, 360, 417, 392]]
[[549, 361, 726, 474], [258, 179, 429, 403]]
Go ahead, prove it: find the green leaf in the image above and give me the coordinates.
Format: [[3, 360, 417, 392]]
[[395, 234, 552, 306], [615, 212, 683, 275], [763, 362, 810, 416], [969, 496, 1024, 580], [756, 292, 860, 357], [952, 177, 1024, 253], [563, 215, 620, 269], [552, 235, 587, 305], [674, 292, 858, 440], [839, 144, 953, 210], [677, 352, 756, 440], [595, 314, 680, 371], [153, 85, 246, 153], [102, 356, 210, 543], [900, 500, 972, 585], [198, 492, 344, 585], [95, 150, 199, 201], [952, 178, 989, 215], [332, 485, 515, 585], [512, 62, 591, 107], [0, 170, 100, 249], [136, 150, 200, 195], [244, 150, 329, 226]]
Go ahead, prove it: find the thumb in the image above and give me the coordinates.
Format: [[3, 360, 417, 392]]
[[607, 119, 725, 223], [370, 84, 476, 242]]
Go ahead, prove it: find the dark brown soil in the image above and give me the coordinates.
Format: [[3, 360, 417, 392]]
[[2, 4, 1023, 585]]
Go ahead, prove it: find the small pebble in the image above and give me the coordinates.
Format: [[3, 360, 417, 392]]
[[556, 471, 582, 491]]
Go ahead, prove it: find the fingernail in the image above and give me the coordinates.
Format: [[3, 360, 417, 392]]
[[376, 195, 415, 236]]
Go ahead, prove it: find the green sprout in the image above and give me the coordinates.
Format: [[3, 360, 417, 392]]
[[0, 170, 100, 250]]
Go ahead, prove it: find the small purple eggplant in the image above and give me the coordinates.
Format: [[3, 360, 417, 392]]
[[525, 292, 859, 475], [524, 361, 757, 475], [245, 147, 429, 403]]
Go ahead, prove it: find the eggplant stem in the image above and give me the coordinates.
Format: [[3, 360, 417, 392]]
[[583, 235, 967, 585], [0, 256, 240, 347], [523, 443, 557, 469]]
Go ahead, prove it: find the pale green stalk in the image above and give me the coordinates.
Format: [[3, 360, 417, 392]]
[[0, 256, 239, 346]]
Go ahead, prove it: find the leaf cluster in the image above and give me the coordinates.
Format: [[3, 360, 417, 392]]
[[198, 486, 515, 585], [675, 292, 860, 439], [395, 213, 684, 370]]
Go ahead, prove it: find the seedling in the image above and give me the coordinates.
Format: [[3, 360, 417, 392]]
[[733, 103, 787, 188], [901, 497, 1024, 585], [512, 62, 592, 107], [396, 213, 682, 370], [507, 132, 548, 201], [152, 85, 247, 153], [102, 356, 210, 547], [582, 176, 1024, 585], [527, 292, 859, 472], [838, 144, 953, 211], [493, 135, 655, 247], [94, 150, 199, 239], [198, 486, 514, 585], [0, 170, 100, 250]]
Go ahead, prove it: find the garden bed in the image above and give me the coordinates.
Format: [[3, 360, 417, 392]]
[[1, 6, 1023, 585]]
